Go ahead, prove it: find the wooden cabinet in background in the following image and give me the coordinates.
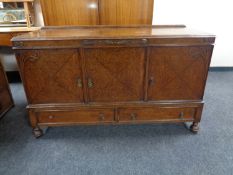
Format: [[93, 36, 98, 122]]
[[40, 0, 99, 26], [0, 27, 40, 46], [12, 25, 215, 138], [99, 0, 154, 25], [39, 0, 154, 26], [0, 61, 14, 119]]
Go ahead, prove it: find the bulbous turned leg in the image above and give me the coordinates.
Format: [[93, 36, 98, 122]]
[[33, 127, 43, 138], [190, 122, 199, 134]]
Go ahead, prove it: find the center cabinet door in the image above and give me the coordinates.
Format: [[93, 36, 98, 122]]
[[83, 47, 146, 102]]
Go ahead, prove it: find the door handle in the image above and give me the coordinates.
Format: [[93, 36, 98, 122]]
[[77, 78, 82, 88], [87, 78, 94, 88]]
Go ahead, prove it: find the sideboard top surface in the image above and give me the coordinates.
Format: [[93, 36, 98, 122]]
[[12, 25, 215, 42]]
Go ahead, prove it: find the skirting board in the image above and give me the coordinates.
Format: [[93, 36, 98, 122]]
[[209, 67, 233, 72]]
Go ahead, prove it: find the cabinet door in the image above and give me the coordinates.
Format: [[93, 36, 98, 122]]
[[84, 47, 145, 102], [148, 46, 213, 100], [17, 49, 83, 104]]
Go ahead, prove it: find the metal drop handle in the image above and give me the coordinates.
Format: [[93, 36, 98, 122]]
[[99, 113, 105, 121]]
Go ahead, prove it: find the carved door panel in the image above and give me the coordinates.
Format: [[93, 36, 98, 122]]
[[148, 46, 213, 100], [83, 47, 145, 102], [17, 49, 84, 104]]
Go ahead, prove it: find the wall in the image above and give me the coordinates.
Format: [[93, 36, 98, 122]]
[[153, 0, 233, 67]]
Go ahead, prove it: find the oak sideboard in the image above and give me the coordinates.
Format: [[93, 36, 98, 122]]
[[0, 61, 14, 119], [12, 25, 215, 138]]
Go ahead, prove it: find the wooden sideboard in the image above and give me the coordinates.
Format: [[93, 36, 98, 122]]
[[12, 25, 215, 138], [0, 61, 14, 118], [0, 27, 40, 46]]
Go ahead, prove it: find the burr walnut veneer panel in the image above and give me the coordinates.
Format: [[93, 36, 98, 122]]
[[84, 47, 145, 102], [12, 26, 215, 137], [17, 49, 83, 104], [148, 46, 213, 100]]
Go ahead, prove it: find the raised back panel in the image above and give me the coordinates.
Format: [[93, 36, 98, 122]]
[[40, 0, 99, 25]]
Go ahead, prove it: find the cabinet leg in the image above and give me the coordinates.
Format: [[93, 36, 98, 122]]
[[33, 127, 43, 138], [190, 122, 199, 134]]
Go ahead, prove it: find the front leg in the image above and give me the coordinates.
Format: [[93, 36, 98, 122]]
[[189, 104, 203, 134], [33, 127, 43, 138], [190, 122, 199, 134]]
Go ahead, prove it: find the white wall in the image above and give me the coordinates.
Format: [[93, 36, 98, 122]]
[[153, 0, 233, 67]]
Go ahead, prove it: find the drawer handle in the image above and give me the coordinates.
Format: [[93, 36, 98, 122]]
[[130, 113, 137, 120], [49, 115, 54, 119], [87, 78, 94, 88], [99, 113, 105, 121], [77, 78, 83, 88]]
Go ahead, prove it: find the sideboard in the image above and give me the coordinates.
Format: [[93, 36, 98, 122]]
[[12, 25, 215, 138], [0, 61, 14, 119]]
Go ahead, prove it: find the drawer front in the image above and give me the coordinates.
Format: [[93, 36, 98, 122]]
[[37, 109, 114, 125], [118, 107, 195, 123]]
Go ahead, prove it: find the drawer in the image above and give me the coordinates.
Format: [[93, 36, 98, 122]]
[[37, 109, 114, 125], [118, 107, 195, 123]]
